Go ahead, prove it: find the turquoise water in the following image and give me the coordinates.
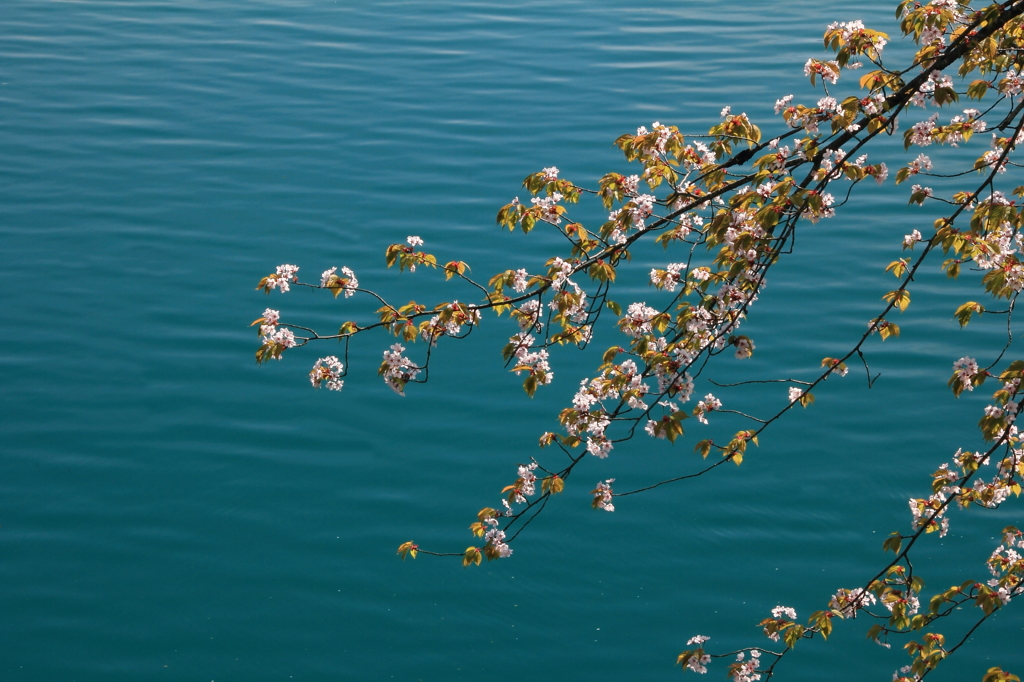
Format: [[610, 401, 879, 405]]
[[2, 1, 1022, 680]]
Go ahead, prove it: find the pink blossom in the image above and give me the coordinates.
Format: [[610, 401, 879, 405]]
[[774, 95, 793, 115]]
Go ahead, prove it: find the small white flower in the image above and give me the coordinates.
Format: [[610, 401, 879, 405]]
[[903, 230, 922, 248]]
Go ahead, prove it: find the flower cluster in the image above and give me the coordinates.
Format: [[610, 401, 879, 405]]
[[952, 356, 979, 392], [910, 71, 953, 108], [532, 193, 564, 225], [910, 185, 933, 203], [945, 109, 987, 146], [548, 257, 575, 291], [908, 113, 939, 147], [650, 262, 687, 292], [972, 223, 1024, 292], [829, 587, 877, 618], [679, 636, 711, 674], [733, 336, 755, 359], [727, 650, 761, 682], [591, 479, 615, 512], [620, 174, 640, 195], [309, 356, 344, 391], [509, 462, 538, 504], [909, 489, 952, 538], [761, 606, 797, 642], [380, 343, 421, 396], [508, 332, 554, 387], [679, 141, 716, 171], [511, 268, 530, 293], [860, 91, 886, 115], [258, 307, 296, 360], [919, 24, 946, 46], [645, 400, 681, 439], [482, 516, 512, 558], [261, 307, 279, 327], [554, 278, 589, 324], [1000, 68, 1024, 96], [607, 193, 656, 242], [636, 121, 674, 155], [987, 528, 1024, 607], [982, 134, 1010, 174], [619, 302, 660, 338], [513, 299, 544, 331], [881, 585, 920, 617], [661, 205, 706, 239], [907, 153, 932, 174], [693, 393, 721, 425], [321, 265, 359, 298], [804, 58, 840, 84], [826, 19, 887, 55], [650, 343, 696, 400], [263, 264, 300, 293], [800, 191, 835, 223], [565, 360, 651, 457], [420, 301, 481, 344]]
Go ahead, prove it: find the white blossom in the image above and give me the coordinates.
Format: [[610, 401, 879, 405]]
[[694, 393, 722, 425], [381, 343, 421, 396], [309, 356, 344, 391], [592, 479, 615, 511], [771, 605, 797, 620], [512, 268, 530, 293], [267, 264, 299, 292]]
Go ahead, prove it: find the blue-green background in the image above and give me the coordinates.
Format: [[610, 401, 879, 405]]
[[2, 1, 1022, 679]]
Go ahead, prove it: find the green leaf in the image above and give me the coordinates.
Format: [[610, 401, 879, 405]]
[[882, 531, 903, 555], [463, 547, 482, 567], [783, 624, 805, 649], [954, 301, 983, 327]]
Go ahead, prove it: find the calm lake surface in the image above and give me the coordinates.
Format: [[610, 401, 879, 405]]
[[2, 1, 1022, 680]]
